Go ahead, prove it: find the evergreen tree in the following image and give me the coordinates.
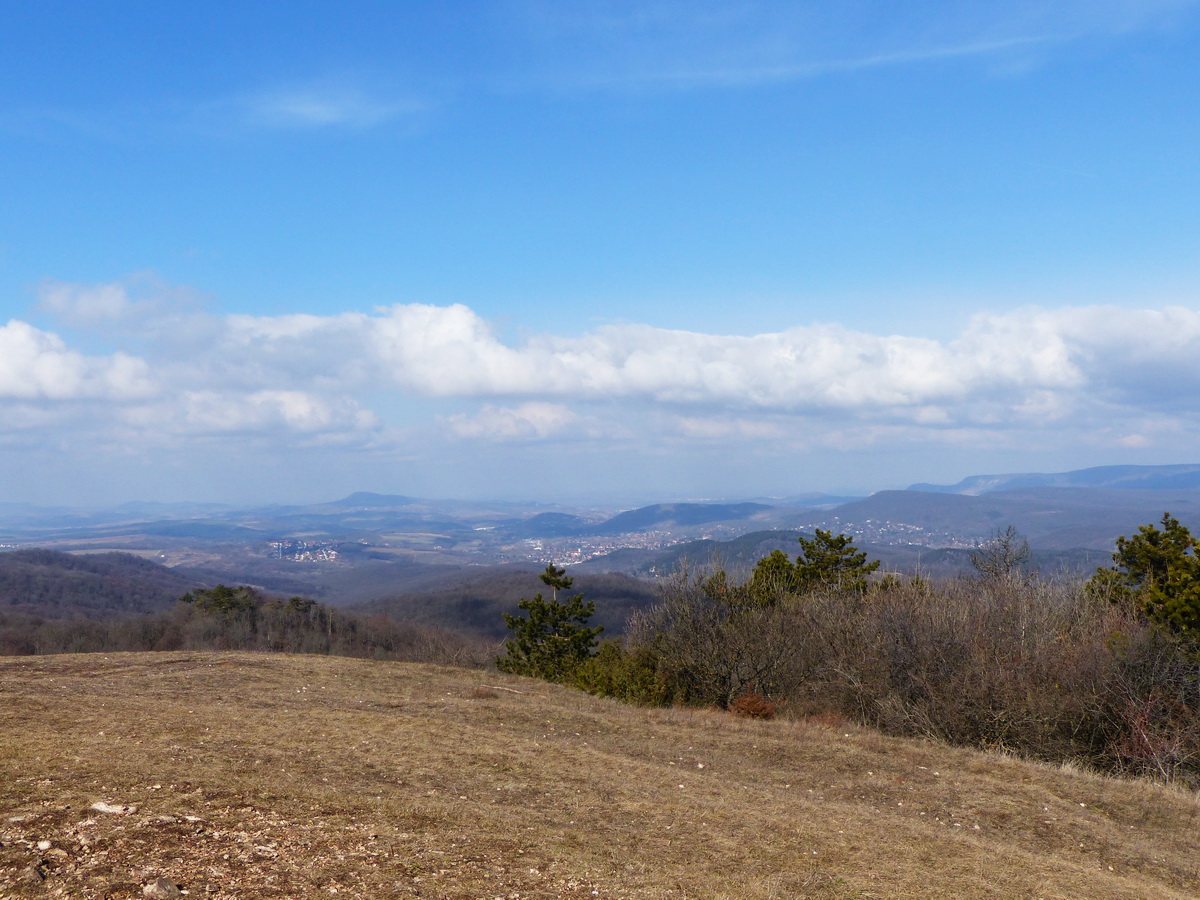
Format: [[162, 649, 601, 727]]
[[738, 529, 880, 605], [743, 549, 801, 605], [497, 565, 602, 682], [180, 584, 260, 617], [1090, 513, 1200, 639], [794, 528, 879, 593]]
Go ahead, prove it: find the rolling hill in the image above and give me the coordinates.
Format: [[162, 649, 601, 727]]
[[0, 549, 205, 618], [827, 487, 1200, 550], [583, 502, 778, 535]]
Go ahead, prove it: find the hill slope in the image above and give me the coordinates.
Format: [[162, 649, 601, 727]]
[[0, 549, 203, 617], [356, 568, 658, 639], [2, 652, 1198, 899], [585, 502, 776, 535]]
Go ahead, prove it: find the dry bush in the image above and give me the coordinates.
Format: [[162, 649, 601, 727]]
[[730, 686, 777, 719], [802, 711, 848, 730], [627, 568, 820, 708], [628, 571, 1200, 784], [0, 599, 493, 669]]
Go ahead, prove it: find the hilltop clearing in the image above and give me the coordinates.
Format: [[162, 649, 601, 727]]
[[2, 653, 1199, 898]]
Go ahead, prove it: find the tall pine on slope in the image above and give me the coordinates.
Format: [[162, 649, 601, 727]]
[[497, 565, 602, 682]]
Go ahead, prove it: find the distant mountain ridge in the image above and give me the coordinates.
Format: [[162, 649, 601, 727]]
[[910, 464, 1200, 495], [327, 492, 420, 508], [495, 502, 781, 539], [584, 502, 775, 535]]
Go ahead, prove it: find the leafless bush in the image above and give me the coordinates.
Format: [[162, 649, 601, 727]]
[[824, 580, 1122, 763], [628, 568, 818, 707], [628, 568, 1200, 784], [970, 525, 1032, 582]]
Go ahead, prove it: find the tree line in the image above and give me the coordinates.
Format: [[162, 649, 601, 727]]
[[0, 584, 488, 667]]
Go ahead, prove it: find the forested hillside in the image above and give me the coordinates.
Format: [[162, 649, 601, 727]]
[[0, 549, 202, 617], [358, 569, 659, 639]]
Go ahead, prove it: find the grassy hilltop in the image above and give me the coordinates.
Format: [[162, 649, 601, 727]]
[[2, 652, 1200, 899]]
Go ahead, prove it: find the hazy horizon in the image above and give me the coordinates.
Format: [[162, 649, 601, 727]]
[[4, 3, 1200, 507]]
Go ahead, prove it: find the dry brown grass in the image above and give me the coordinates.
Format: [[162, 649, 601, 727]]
[[2, 652, 1200, 899]]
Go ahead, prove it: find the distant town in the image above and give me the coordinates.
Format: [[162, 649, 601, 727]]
[[258, 515, 975, 569], [268, 539, 340, 562]]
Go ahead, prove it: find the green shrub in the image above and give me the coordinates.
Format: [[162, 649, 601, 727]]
[[573, 640, 670, 706]]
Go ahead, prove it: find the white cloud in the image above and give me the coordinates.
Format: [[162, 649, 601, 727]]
[[176, 390, 378, 435], [109, 391, 379, 445], [444, 402, 581, 440], [341, 303, 1088, 414], [0, 320, 154, 401]]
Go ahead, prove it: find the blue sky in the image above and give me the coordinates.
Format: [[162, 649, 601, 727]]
[[2, 1, 1200, 506]]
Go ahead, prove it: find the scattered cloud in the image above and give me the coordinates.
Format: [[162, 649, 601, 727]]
[[37, 274, 208, 337], [444, 402, 582, 440], [38, 280, 134, 322], [4, 80, 423, 147], [506, 0, 1200, 90], [236, 83, 421, 130], [671, 415, 787, 441]]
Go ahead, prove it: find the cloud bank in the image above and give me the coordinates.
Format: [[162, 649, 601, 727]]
[[6, 279, 1199, 470]]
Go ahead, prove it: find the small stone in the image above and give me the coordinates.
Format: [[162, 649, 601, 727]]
[[21, 864, 46, 884], [143, 877, 182, 898], [91, 801, 137, 815], [37, 839, 52, 850]]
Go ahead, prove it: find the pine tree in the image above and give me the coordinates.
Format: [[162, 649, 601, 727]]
[[497, 565, 603, 682], [738, 530, 880, 606], [1090, 513, 1200, 639], [794, 528, 880, 593]]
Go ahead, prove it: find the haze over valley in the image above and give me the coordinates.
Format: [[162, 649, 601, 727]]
[[3, 463, 1200, 639]]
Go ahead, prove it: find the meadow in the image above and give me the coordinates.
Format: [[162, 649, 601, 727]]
[[3, 652, 1200, 898]]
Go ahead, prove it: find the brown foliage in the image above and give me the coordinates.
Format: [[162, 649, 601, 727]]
[[0, 592, 492, 668], [729, 686, 777, 719]]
